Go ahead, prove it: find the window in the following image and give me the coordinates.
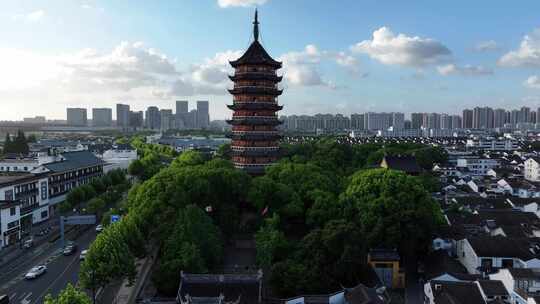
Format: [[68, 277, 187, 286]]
[[10, 207, 16, 216], [41, 210, 48, 219]]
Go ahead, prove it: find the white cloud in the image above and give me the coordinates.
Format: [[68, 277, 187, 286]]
[[351, 26, 451, 67], [499, 28, 540, 67], [524, 75, 540, 89], [217, 0, 267, 8], [437, 64, 493, 76], [473, 40, 499, 52], [12, 10, 45, 22], [279, 45, 329, 87], [278, 44, 362, 87]]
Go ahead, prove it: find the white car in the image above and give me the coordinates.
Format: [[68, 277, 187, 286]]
[[95, 225, 103, 233], [79, 249, 88, 261], [25, 265, 47, 279]]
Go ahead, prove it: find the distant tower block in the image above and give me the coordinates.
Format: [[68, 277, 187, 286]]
[[227, 10, 283, 175]]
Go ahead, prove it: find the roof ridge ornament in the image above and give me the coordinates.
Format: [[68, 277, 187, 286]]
[[253, 8, 259, 42]]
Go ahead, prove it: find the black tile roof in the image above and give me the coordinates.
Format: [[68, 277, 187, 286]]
[[430, 281, 486, 304], [43, 151, 103, 173], [477, 280, 508, 297], [380, 155, 422, 174], [467, 236, 537, 260], [230, 41, 281, 68]]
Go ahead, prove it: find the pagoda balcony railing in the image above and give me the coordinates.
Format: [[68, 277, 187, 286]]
[[233, 85, 279, 90], [231, 131, 279, 135], [234, 163, 273, 167], [228, 86, 283, 96], [231, 115, 277, 119], [227, 103, 282, 111], [231, 146, 280, 151], [233, 71, 277, 77], [229, 72, 283, 81]]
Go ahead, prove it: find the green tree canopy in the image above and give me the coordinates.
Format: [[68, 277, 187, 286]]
[[344, 168, 444, 255], [44, 284, 91, 304]]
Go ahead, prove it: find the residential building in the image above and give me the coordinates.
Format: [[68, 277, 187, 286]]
[[145, 106, 161, 130], [160, 109, 174, 131], [129, 111, 144, 129], [350, 113, 365, 130], [525, 158, 540, 182], [0, 199, 21, 249], [66, 108, 87, 126], [31, 151, 104, 206], [92, 108, 112, 127], [463, 109, 474, 129], [196, 100, 210, 129], [411, 112, 424, 129], [116, 103, 130, 129]]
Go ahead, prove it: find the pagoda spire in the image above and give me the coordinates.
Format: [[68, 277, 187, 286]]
[[253, 9, 259, 41]]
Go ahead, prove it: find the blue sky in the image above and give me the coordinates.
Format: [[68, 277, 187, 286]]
[[1, 0, 540, 120]]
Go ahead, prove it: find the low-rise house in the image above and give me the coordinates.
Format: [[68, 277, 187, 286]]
[[0, 200, 21, 249], [100, 143, 137, 172], [457, 236, 540, 274], [424, 277, 511, 303], [525, 158, 540, 183], [457, 157, 500, 177], [0, 173, 50, 233], [490, 268, 540, 304], [367, 249, 405, 289]]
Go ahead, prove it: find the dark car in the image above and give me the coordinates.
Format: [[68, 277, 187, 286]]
[[63, 243, 78, 256], [0, 294, 9, 304]]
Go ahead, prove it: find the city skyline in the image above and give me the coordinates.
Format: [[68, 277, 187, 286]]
[[1, 1, 540, 120]]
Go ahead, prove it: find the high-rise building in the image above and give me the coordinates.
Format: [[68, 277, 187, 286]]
[[160, 109, 173, 131], [520, 106, 531, 124], [451, 115, 462, 130], [462, 109, 473, 129], [129, 111, 144, 129], [473, 107, 494, 129], [440, 113, 451, 130], [350, 114, 365, 130], [411, 113, 424, 129], [92, 108, 112, 127], [365, 112, 392, 131], [176, 100, 189, 115], [227, 10, 282, 174], [392, 112, 405, 130], [427, 113, 441, 130], [196, 100, 210, 129], [145, 106, 161, 130], [493, 108, 506, 128], [116, 104, 130, 129], [67, 108, 87, 126]]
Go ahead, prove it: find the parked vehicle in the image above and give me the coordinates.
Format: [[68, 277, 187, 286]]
[[23, 238, 34, 249], [24, 265, 47, 279], [0, 294, 10, 304], [63, 243, 78, 256], [95, 225, 103, 233], [79, 250, 88, 261]]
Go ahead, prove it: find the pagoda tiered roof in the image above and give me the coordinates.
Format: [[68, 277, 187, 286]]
[[230, 41, 282, 68]]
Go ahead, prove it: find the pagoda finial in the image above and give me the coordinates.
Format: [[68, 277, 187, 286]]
[[253, 9, 259, 41]]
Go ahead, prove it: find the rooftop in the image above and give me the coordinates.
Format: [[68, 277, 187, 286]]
[[43, 150, 103, 172]]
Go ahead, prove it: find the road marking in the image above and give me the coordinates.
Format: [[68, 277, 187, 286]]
[[20, 292, 32, 304], [31, 254, 80, 304], [9, 292, 16, 300]]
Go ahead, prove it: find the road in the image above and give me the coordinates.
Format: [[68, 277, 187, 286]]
[[0, 227, 97, 304]]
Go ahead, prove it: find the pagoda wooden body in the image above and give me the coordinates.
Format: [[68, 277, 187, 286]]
[[227, 11, 283, 175]]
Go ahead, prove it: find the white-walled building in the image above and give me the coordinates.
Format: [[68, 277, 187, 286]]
[[524, 158, 540, 182], [0, 200, 21, 249]]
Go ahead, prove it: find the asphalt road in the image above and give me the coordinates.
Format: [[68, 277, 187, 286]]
[[0, 227, 97, 304]]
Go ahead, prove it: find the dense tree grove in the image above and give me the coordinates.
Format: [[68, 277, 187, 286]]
[[75, 138, 445, 299], [3, 130, 30, 154], [60, 169, 129, 215], [44, 284, 91, 304]]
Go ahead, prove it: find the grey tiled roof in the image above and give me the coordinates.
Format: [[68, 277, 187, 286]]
[[43, 151, 103, 173]]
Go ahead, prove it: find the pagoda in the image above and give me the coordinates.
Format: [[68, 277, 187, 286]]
[[227, 10, 283, 175]]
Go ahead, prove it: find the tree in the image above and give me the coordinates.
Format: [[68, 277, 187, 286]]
[[127, 159, 144, 176], [154, 205, 223, 295], [344, 169, 444, 256], [248, 176, 302, 218], [172, 150, 205, 167], [305, 190, 341, 227], [87, 197, 106, 215], [255, 214, 288, 268], [44, 284, 91, 304], [79, 223, 136, 299]]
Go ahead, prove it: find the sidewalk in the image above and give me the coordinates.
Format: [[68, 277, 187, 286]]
[[0, 217, 59, 269]]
